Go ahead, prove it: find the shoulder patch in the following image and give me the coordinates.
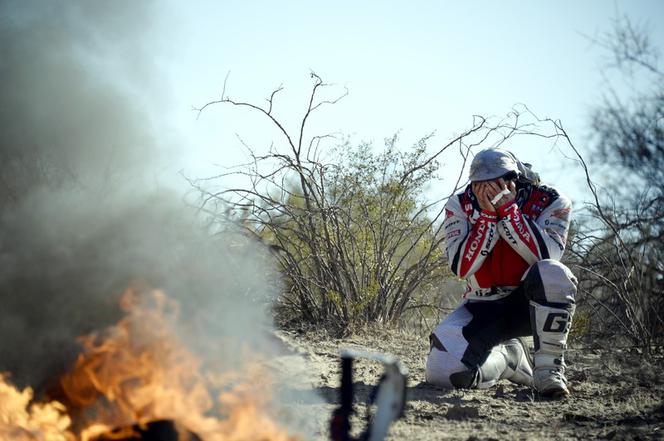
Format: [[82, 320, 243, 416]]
[[521, 185, 560, 218], [537, 184, 560, 199], [458, 186, 478, 217]]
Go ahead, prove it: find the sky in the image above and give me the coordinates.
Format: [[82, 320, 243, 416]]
[[8, 0, 663, 205], [135, 0, 663, 206]]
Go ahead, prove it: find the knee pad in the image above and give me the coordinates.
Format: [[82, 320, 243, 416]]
[[522, 259, 577, 306]]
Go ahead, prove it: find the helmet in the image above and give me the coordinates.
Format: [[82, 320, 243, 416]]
[[468, 148, 520, 182]]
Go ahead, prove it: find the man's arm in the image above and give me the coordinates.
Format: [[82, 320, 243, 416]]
[[496, 194, 572, 264], [443, 196, 499, 277]]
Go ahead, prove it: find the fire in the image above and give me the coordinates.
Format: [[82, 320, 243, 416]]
[[0, 374, 73, 441], [0, 287, 300, 441]]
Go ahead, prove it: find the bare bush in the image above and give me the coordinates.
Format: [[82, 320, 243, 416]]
[[192, 74, 563, 329], [568, 16, 664, 355]]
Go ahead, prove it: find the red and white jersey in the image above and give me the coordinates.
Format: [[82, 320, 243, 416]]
[[442, 183, 571, 300]]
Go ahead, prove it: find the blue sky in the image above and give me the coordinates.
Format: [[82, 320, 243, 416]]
[[142, 0, 664, 203]]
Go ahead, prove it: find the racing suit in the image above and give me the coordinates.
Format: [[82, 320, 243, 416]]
[[426, 181, 577, 389]]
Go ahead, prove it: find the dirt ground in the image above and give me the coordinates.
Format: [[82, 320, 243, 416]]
[[269, 327, 664, 441]]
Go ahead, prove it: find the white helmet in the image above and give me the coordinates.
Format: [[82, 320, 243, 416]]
[[469, 148, 540, 184], [469, 148, 520, 182]]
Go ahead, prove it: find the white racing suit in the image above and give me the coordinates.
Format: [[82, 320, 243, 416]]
[[426, 182, 577, 390]]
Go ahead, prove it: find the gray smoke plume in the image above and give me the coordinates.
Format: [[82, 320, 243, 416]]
[[0, 0, 163, 199], [0, 0, 281, 394]]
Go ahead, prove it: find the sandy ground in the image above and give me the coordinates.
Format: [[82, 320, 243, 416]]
[[268, 328, 664, 441]]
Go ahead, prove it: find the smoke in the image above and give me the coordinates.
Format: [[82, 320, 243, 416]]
[[0, 0, 164, 198], [0, 0, 281, 392]]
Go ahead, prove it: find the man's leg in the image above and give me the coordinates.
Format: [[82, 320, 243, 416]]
[[522, 259, 577, 398], [426, 296, 533, 389], [425, 301, 474, 387]]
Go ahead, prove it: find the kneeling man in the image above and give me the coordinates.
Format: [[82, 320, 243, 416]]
[[426, 148, 576, 399]]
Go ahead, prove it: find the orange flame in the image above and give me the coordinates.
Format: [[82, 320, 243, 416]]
[[1, 287, 300, 441], [0, 374, 74, 441]]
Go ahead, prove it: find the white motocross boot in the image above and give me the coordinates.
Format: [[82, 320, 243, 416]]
[[533, 354, 569, 398], [503, 337, 534, 387], [475, 338, 534, 388], [530, 301, 574, 398], [520, 259, 578, 399]]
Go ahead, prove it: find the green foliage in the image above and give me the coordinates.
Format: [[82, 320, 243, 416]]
[[568, 309, 591, 344], [264, 135, 452, 327]]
